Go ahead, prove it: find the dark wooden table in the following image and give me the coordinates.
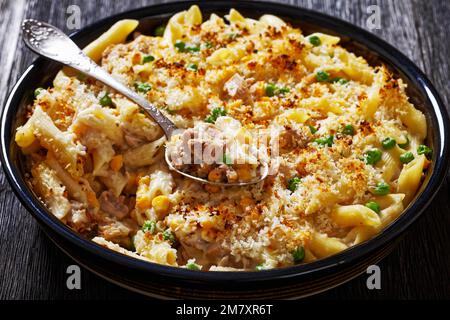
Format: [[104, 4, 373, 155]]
[[0, 0, 449, 300]]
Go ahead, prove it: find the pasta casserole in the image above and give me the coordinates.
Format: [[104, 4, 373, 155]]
[[15, 6, 432, 271]]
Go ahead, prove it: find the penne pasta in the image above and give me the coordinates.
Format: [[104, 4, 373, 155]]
[[397, 154, 426, 204], [310, 232, 348, 258], [83, 19, 139, 62], [332, 204, 382, 228]]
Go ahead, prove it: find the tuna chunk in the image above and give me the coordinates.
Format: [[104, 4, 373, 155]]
[[99, 190, 129, 219], [224, 74, 253, 98]]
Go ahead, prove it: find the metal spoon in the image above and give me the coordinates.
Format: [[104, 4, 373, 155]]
[[21, 19, 268, 186]]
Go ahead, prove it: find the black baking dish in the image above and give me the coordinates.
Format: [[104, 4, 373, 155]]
[[1, 0, 449, 299]]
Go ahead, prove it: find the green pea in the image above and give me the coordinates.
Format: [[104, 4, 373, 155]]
[[205, 107, 226, 124], [154, 25, 166, 37], [186, 262, 201, 271], [417, 145, 432, 157], [265, 83, 289, 96], [337, 78, 349, 85], [142, 220, 156, 234], [316, 71, 330, 82], [163, 229, 175, 243], [292, 246, 305, 263], [287, 176, 301, 192], [331, 77, 347, 84], [255, 263, 266, 271], [187, 63, 198, 71], [308, 35, 321, 46], [364, 149, 382, 165], [400, 152, 414, 164], [315, 135, 334, 147], [142, 55, 155, 63], [265, 83, 277, 97], [189, 46, 200, 53], [134, 82, 152, 93], [34, 87, 44, 98], [382, 137, 396, 150], [373, 182, 390, 196], [174, 40, 186, 52], [342, 124, 355, 136], [99, 92, 113, 107], [308, 125, 318, 134], [278, 87, 290, 95], [365, 201, 380, 214]]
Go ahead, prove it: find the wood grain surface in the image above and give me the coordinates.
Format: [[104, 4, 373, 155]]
[[0, 0, 449, 300]]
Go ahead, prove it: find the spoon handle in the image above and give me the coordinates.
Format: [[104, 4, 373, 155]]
[[21, 19, 177, 138]]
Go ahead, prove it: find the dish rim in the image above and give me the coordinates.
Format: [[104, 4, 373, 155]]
[[1, 0, 449, 284]]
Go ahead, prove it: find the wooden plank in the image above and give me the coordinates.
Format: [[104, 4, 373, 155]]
[[0, 0, 26, 109]]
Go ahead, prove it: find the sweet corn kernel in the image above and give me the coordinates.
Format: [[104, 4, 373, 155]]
[[236, 167, 252, 181], [253, 82, 266, 96], [208, 168, 222, 182], [152, 195, 171, 215], [139, 175, 150, 185], [87, 191, 99, 208], [285, 109, 309, 123], [15, 125, 35, 148], [241, 55, 251, 63], [136, 196, 151, 210], [110, 155, 123, 172], [166, 250, 177, 265]]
